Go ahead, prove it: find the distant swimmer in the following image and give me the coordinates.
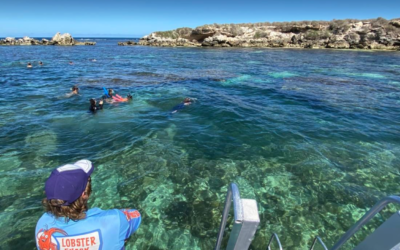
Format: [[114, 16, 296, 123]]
[[66, 85, 79, 97], [71, 85, 79, 94], [171, 98, 192, 114], [102, 88, 114, 102], [39, 61, 43, 66], [89, 98, 103, 113], [112, 93, 133, 102], [108, 88, 114, 98], [27, 62, 32, 68], [91, 59, 97, 62], [69, 61, 74, 65]]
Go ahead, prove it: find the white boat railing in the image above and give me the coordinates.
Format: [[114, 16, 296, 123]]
[[215, 183, 400, 250], [214, 183, 260, 250], [331, 195, 400, 250]]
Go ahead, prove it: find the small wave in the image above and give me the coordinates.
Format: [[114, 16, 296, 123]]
[[221, 75, 252, 85], [346, 73, 386, 79], [268, 71, 298, 78]]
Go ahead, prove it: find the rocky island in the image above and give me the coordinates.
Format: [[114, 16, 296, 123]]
[[119, 17, 400, 50], [0, 32, 96, 46]]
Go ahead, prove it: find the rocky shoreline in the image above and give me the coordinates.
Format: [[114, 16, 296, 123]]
[[119, 18, 400, 51], [0, 32, 96, 46]]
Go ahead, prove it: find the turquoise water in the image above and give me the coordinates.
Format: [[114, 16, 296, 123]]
[[1, 39, 400, 250]]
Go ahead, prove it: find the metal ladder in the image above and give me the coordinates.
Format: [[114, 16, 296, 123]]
[[266, 234, 327, 250], [214, 183, 260, 250], [215, 183, 400, 250]]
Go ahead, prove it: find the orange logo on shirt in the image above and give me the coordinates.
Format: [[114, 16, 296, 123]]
[[37, 227, 102, 250], [37, 227, 67, 250], [122, 210, 141, 221]]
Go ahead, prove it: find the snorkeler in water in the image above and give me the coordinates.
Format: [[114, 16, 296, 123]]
[[27, 62, 32, 68], [102, 88, 133, 103], [89, 98, 104, 113], [102, 88, 114, 102], [102, 88, 113, 99], [171, 98, 192, 113], [112, 93, 133, 102], [108, 88, 113, 98], [39, 61, 43, 66], [69, 61, 74, 65], [66, 85, 80, 97]]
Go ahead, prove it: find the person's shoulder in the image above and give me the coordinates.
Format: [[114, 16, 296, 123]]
[[87, 208, 123, 220], [36, 212, 55, 232]]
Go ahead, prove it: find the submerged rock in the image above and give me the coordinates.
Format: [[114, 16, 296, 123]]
[[24, 130, 58, 156], [118, 41, 139, 46]]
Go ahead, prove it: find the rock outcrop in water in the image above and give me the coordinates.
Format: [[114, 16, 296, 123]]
[[120, 17, 400, 50], [0, 32, 96, 46]]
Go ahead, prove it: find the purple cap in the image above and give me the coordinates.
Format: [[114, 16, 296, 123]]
[[45, 160, 94, 205]]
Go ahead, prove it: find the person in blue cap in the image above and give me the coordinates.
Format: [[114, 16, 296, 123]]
[[35, 160, 141, 250]]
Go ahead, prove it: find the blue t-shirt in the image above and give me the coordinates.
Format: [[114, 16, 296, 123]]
[[35, 208, 141, 250]]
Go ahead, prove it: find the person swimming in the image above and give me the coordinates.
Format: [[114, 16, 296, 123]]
[[89, 98, 103, 112], [27, 62, 32, 68], [112, 93, 133, 102], [171, 98, 192, 113], [39, 61, 43, 66], [102, 88, 132, 103], [69, 61, 74, 65], [102, 88, 116, 103], [65, 85, 79, 97]]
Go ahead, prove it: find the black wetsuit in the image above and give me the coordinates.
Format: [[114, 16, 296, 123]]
[[90, 104, 103, 113]]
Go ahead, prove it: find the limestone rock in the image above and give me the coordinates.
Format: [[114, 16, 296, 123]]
[[5, 37, 15, 42], [344, 32, 361, 45], [390, 20, 400, 28], [227, 38, 240, 46], [326, 39, 350, 49], [214, 35, 228, 43], [18, 36, 36, 45], [1, 33, 95, 46], [135, 36, 199, 47], [135, 18, 400, 50], [50, 32, 75, 45], [74, 41, 96, 46], [352, 22, 364, 29], [378, 36, 393, 46], [118, 41, 137, 46]]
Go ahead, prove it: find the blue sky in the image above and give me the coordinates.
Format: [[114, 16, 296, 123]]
[[1, 0, 399, 37]]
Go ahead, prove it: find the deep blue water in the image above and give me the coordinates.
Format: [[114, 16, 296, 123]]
[[0, 39, 400, 250]]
